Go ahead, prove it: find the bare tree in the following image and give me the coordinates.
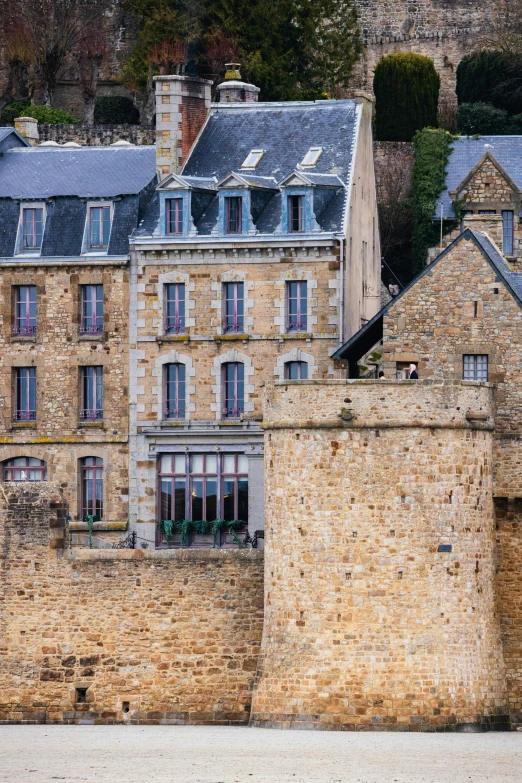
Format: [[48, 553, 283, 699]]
[[477, 1, 522, 54], [375, 144, 414, 263], [202, 30, 240, 84], [0, 0, 109, 105], [78, 27, 107, 125]]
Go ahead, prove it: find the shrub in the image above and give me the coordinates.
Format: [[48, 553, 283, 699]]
[[1, 102, 77, 124], [374, 53, 440, 142], [457, 102, 510, 135], [411, 128, 456, 275], [93, 96, 140, 124], [456, 51, 522, 116]]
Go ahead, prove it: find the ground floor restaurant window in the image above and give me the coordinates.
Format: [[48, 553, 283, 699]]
[[158, 452, 248, 547]]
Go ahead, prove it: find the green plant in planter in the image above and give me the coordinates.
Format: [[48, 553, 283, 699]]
[[161, 519, 174, 547], [211, 518, 244, 547], [175, 519, 194, 547]]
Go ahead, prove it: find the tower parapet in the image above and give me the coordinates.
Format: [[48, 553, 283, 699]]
[[252, 380, 508, 730]]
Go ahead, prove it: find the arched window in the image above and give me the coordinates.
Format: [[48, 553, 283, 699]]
[[81, 457, 103, 520], [3, 457, 47, 481], [285, 361, 308, 380], [164, 363, 185, 419], [222, 362, 244, 418]]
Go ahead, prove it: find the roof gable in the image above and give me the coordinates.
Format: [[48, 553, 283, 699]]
[[332, 229, 522, 361], [450, 151, 521, 198]]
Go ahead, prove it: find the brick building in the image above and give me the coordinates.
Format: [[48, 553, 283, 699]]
[[128, 72, 382, 549], [0, 128, 156, 542]]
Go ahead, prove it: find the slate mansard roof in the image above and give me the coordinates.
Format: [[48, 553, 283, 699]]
[[0, 139, 157, 259], [437, 136, 522, 219], [134, 100, 359, 241]]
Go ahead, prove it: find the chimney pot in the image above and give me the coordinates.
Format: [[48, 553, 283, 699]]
[[216, 64, 260, 104]]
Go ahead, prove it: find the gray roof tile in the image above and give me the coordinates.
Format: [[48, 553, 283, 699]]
[[0, 145, 157, 199], [438, 136, 522, 218]]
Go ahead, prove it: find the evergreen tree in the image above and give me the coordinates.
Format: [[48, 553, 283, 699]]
[[374, 53, 440, 142]]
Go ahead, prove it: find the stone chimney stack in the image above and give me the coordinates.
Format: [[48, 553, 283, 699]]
[[154, 74, 213, 177], [462, 213, 504, 251], [216, 64, 260, 103], [14, 116, 39, 146]]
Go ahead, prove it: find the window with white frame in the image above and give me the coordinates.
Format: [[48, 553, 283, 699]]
[[80, 285, 103, 335], [164, 363, 185, 419], [223, 282, 244, 333], [20, 205, 45, 253], [14, 285, 37, 336], [13, 367, 36, 421], [300, 147, 322, 167], [222, 362, 244, 418], [286, 280, 307, 332], [86, 205, 111, 251], [166, 198, 184, 235], [164, 283, 185, 334], [80, 366, 104, 420], [463, 354, 488, 381]]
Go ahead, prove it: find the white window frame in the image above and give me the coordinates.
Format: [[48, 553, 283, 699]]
[[300, 147, 323, 167], [240, 149, 264, 169], [81, 201, 113, 256], [463, 354, 488, 382], [15, 202, 47, 257]]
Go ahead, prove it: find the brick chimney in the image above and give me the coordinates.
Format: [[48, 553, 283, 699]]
[[216, 63, 260, 103], [462, 213, 503, 251], [14, 116, 39, 146], [154, 74, 213, 177]]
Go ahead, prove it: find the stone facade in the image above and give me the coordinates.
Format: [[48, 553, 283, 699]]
[[0, 262, 130, 536], [0, 482, 263, 724], [381, 232, 522, 725], [37, 124, 155, 147], [252, 379, 508, 729]]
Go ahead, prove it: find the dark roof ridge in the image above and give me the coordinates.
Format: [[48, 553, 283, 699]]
[[332, 228, 522, 360]]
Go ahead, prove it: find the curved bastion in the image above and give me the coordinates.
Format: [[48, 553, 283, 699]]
[[251, 380, 508, 730]]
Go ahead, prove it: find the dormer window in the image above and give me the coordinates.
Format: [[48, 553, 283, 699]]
[[22, 207, 44, 251], [300, 147, 322, 167], [225, 196, 242, 234], [288, 195, 304, 232], [86, 204, 112, 252], [166, 198, 184, 235], [240, 149, 264, 169]]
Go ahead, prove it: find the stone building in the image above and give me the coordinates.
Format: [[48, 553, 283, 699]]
[[431, 136, 522, 262], [128, 72, 381, 550], [334, 219, 522, 726], [0, 127, 156, 543]]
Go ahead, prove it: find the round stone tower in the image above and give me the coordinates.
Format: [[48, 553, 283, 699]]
[[251, 380, 508, 730]]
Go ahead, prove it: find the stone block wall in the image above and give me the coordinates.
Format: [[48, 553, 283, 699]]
[[252, 380, 509, 730], [0, 483, 264, 724], [37, 125, 155, 147]]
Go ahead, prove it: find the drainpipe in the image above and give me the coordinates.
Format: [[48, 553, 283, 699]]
[[338, 236, 345, 347]]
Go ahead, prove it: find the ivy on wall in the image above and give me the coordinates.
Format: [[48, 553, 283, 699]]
[[411, 128, 459, 275]]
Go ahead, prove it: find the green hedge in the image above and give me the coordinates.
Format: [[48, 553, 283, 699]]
[[456, 51, 522, 116], [1, 102, 77, 124], [411, 128, 457, 275], [93, 96, 140, 124], [457, 101, 522, 135], [374, 53, 440, 142]]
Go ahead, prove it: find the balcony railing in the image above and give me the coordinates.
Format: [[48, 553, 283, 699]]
[[13, 409, 36, 421], [164, 406, 185, 420], [286, 317, 307, 332], [13, 324, 37, 336], [223, 316, 245, 333], [80, 321, 103, 335], [80, 408, 103, 421], [223, 406, 244, 419], [164, 316, 185, 334]]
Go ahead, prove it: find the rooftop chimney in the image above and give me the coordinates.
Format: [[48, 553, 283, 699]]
[[216, 63, 260, 103], [14, 116, 39, 146], [154, 74, 213, 177], [462, 213, 503, 251]]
